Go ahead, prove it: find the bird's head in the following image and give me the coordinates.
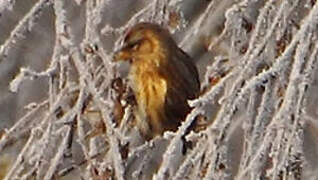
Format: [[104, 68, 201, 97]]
[[113, 23, 174, 62]]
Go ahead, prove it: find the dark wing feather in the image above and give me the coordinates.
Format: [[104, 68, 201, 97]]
[[163, 47, 200, 126], [175, 49, 200, 98]]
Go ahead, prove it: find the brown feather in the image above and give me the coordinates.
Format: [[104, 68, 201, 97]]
[[114, 23, 200, 140]]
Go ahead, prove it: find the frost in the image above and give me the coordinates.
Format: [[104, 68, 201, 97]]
[[1, 0, 318, 179]]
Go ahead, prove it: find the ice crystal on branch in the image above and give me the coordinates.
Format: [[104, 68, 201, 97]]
[[0, 0, 318, 179]]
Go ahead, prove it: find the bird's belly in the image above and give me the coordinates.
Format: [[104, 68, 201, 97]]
[[131, 68, 168, 135]]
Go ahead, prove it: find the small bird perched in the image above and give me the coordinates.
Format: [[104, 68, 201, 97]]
[[114, 23, 200, 140]]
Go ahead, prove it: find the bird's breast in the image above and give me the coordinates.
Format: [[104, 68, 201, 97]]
[[130, 60, 168, 134]]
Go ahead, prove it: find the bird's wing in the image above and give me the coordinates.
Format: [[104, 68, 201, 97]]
[[176, 48, 200, 98], [167, 48, 200, 99], [162, 48, 200, 123]]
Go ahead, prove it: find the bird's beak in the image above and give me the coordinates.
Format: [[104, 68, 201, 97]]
[[113, 45, 132, 62]]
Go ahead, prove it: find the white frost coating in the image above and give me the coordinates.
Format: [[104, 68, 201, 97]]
[[3, 128, 37, 180], [9, 67, 57, 93], [179, 0, 219, 47], [172, 139, 207, 180], [9, 70, 25, 93], [0, 0, 15, 12], [44, 126, 71, 180], [1, 0, 318, 179], [155, 108, 204, 180], [0, 0, 53, 63]]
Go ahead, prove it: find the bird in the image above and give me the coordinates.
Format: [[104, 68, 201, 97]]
[[113, 22, 200, 140]]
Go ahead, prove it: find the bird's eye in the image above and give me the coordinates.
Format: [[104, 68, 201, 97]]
[[132, 43, 139, 51], [127, 40, 141, 51]]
